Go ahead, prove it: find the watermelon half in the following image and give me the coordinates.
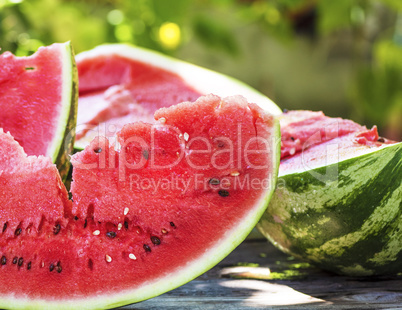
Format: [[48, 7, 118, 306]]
[[75, 43, 282, 149], [0, 42, 78, 179], [0, 94, 280, 309], [257, 110, 402, 276]]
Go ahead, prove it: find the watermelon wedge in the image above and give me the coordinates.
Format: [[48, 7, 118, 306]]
[[0, 42, 78, 179], [0, 94, 280, 309], [257, 111, 402, 276], [75, 44, 281, 149]]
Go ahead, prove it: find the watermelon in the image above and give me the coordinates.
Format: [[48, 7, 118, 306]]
[[0, 42, 78, 179], [74, 44, 402, 277], [0, 94, 280, 308], [257, 110, 402, 276], [74, 44, 281, 149]]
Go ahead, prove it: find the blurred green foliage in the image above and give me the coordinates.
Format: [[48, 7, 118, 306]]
[[0, 0, 401, 138]]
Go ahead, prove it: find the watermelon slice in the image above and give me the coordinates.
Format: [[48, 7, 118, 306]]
[[75, 44, 281, 149], [0, 94, 280, 308], [0, 42, 78, 179], [257, 110, 402, 276]]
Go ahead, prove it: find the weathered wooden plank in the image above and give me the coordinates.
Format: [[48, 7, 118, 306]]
[[122, 240, 402, 309]]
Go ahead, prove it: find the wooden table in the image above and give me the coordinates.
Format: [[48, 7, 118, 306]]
[[125, 239, 402, 309]]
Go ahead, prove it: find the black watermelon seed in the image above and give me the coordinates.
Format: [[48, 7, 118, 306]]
[[74, 216, 79, 221], [218, 190, 230, 197], [15, 228, 22, 236], [18, 257, 23, 267], [378, 137, 385, 143], [170, 222, 175, 228], [94, 147, 102, 153], [290, 136, 295, 141], [151, 236, 161, 245], [106, 231, 116, 239], [124, 221, 129, 230], [84, 219, 87, 229], [12, 257, 18, 264], [209, 178, 220, 185], [53, 224, 61, 235], [1, 256, 6, 265], [27, 262, 31, 270], [2, 223, 7, 233], [49, 263, 55, 272], [217, 141, 225, 148], [143, 149, 149, 160], [56, 262, 62, 273], [143, 244, 152, 252], [88, 259, 93, 271]]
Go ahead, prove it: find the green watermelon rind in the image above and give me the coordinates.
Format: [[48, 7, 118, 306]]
[[0, 112, 280, 309], [74, 43, 281, 150], [257, 141, 402, 276], [49, 41, 78, 180]]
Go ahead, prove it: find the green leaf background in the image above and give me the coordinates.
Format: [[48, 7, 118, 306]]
[[0, 0, 400, 139]]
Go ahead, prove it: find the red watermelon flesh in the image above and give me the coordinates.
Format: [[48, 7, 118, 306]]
[[0, 94, 279, 308], [278, 110, 396, 174], [0, 43, 74, 158], [279, 110, 369, 159], [76, 54, 202, 142], [0, 128, 71, 237], [279, 110, 394, 160]]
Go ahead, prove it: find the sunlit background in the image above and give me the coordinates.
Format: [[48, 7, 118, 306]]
[[1, 0, 401, 140]]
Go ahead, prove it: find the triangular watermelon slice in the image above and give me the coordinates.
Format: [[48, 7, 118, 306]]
[[0, 42, 78, 179], [0, 94, 280, 309]]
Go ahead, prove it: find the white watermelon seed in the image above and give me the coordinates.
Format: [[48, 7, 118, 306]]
[[289, 148, 296, 155], [159, 117, 166, 124], [124, 207, 129, 215], [183, 132, 189, 141], [129, 253, 137, 260], [105, 255, 112, 263], [230, 171, 240, 177], [118, 223, 122, 230], [93, 230, 100, 236]]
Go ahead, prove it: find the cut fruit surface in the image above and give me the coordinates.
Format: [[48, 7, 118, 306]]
[[0, 95, 280, 309], [0, 128, 71, 236], [279, 110, 366, 159], [75, 44, 281, 149], [257, 110, 402, 276], [0, 42, 78, 179]]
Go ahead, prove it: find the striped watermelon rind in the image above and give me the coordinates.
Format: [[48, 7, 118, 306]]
[[51, 42, 78, 180], [257, 142, 402, 276]]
